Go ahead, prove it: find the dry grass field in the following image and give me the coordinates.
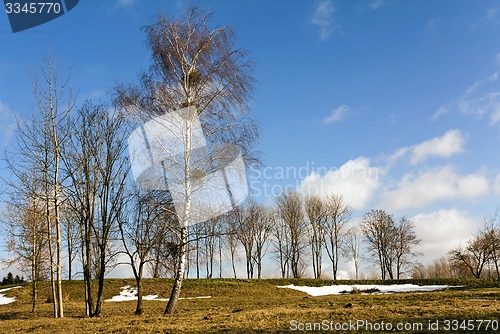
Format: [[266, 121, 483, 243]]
[[0, 278, 499, 333]]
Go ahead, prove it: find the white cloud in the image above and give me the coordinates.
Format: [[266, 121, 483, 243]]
[[412, 209, 480, 263], [299, 157, 381, 210], [430, 104, 450, 121], [410, 129, 465, 164], [310, 0, 339, 40], [324, 105, 349, 124], [388, 129, 465, 165], [435, 71, 500, 125], [458, 91, 500, 125], [379, 166, 490, 210]]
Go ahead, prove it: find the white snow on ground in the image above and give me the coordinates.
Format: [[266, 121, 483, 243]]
[[0, 286, 21, 305], [277, 284, 453, 297], [105, 285, 211, 302]]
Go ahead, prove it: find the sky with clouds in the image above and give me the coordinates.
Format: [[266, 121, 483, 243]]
[[1, 0, 500, 278]]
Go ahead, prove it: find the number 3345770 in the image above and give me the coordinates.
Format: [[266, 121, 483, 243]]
[[5, 2, 61, 14]]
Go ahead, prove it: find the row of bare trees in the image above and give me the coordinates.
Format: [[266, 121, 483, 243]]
[[411, 214, 500, 280], [170, 192, 421, 283], [447, 216, 500, 279]]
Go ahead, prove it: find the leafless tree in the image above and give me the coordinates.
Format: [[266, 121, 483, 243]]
[[32, 57, 72, 318], [202, 217, 221, 279], [271, 208, 292, 278], [393, 217, 421, 279], [118, 189, 173, 315], [223, 212, 240, 278], [482, 213, 500, 279], [412, 257, 452, 279], [63, 102, 129, 317], [235, 204, 256, 279], [276, 191, 307, 278], [362, 209, 395, 280], [3, 194, 49, 312], [61, 203, 79, 280], [343, 224, 361, 280], [114, 5, 258, 314], [323, 195, 351, 280], [3, 56, 71, 317], [449, 227, 494, 279], [304, 195, 326, 279], [252, 206, 272, 279]]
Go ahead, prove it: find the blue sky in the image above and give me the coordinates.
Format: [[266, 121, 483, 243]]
[[1, 0, 500, 278]]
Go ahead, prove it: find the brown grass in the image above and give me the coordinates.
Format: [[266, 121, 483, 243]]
[[0, 279, 498, 333]]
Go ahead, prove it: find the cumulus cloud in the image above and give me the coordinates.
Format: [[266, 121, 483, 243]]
[[411, 209, 480, 263], [410, 130, 465, 164], [379, 166, 490, 211], [298, 157, 381, 210], [324, 105, 349, 124], [310, 0, 339, 40], [388, 129, 465, 165]]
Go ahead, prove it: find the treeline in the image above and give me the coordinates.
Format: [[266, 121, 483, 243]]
[[413, 219, 500, 280], [0, 272, 24, 286], [179, 194, 421, 282]]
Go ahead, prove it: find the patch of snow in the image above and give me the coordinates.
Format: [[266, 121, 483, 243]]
[[105, 285, 211, 302], [0, 286, 21, 305], [277, 284, 453, 297]]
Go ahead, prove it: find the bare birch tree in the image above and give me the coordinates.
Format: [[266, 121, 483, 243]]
[[115, 5, 258, 314], [276, 191, 307, 278], [252, 206, 272, 279], [323, 195, 351, 280], [4, 57, 71, 317], [343, 224, 361, 280], [271, 208, 291, 278], [304, 195, 327, 279]]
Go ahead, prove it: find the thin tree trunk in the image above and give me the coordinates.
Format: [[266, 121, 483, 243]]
[[164, 225, 188, 314], [219, 236, 222, 279], [46, 205, 58, 317], [135, 264, 144, 315], [93, 249, 107, 317], [31, 231, 37, 313], [84, 219, 94, 316]]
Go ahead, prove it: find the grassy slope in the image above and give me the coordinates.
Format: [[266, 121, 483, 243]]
[[0, 278, 498, 333]]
